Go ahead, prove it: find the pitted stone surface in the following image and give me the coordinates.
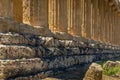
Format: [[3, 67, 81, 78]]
[[0, 55, 96, 79], [0, 45, 36, 59], [40, 37, 60, 47], [59, 40, 80, 47], [0, 33, 36, 45], [0, 18, 53, 37], [53, 32, 73, 40]]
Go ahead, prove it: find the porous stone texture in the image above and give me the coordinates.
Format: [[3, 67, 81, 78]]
[[0, 33, 37, 45], [0, 18, 120, 80], [0, 0, 13, 18], [0, 45, 36, 59], [84, 63, 103, 80], [103, 61, 120, 69], [0, 31, 119, 80], [0, 18, 53, 37], [53, 32, 73, 40]]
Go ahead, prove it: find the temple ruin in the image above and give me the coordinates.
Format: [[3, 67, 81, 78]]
[[0, 0, 120, 79]]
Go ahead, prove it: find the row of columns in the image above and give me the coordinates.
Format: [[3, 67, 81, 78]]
[[0, 0, 120, 45]]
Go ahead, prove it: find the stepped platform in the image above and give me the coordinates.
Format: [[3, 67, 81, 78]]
[[0, 18, 119, 80]]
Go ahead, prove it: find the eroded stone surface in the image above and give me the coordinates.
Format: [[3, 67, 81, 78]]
[[0, 33, 36, 45], [0, 45, 36, 59], [84, 63, 103, 80]]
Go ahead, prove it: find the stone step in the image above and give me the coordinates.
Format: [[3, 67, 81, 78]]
[[0, 18, 53, 37], [0, 55, 95, 79], [0, 45, 36, 59], [40, 36, 83, 47], [0, 33, 38, 46], [0, 53, 120, 79]]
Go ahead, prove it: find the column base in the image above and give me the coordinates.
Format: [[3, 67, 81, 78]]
[[53, 32, 73, 40]]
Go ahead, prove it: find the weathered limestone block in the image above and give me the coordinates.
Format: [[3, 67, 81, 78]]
[[59, 40, 79, 47], [15, 71, 54, 80], [0, 55, 95, 79], [0, 0, 13, 18], [0, 45, 36, 59], [54, 32, 73, 40], [40, 37, 60, 47], [37, 46, 51, 57], [0, 33, 36, 45], [0, 58, 45, 79], [71, 48, 80, 54], [0, 18, 53, 37], [48, 48, 64, 56], [84, 63, 103, 80], [103, 61, 120, 69]]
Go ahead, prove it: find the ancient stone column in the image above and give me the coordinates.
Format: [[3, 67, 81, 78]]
[[23, 0, 48, 27], [23, 0, 31, 25], [0, 0, 13, 19], [99, 0, 104, 42], [104, 1, 109, 43], [112, 11, 115, 44], [67, 0, 82, 37], [111, 10, 113, 44], [13, 0, 23, 22], [85, 0, 92, 39], [48, 0, 68, 32], [91, 0, 98, 40], [108, 5, 112, 43], [114, 13, 118, 44], [81, 0, 86, 38]]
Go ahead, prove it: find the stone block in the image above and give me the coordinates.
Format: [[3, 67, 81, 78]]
[[0, 45, 36, 59], [84, 63, 103, 80]]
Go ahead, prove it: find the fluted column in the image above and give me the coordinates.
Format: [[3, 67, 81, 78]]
[[91, 0, 98, 40], [23, 0, 31, 24], [116, 16, 119, 44], [85, 0, 92, 39], [111, 10, 113, 44], [48, 0, 68, 32], [23, 0, 48, 27], [108, 5, 112, 43], [99, 0, 104, 42], [107, 2, 111, 43], [112, 11, 114, 44], [104, 1, 109, 43], [114, 14, 117, 44], [81, 0, 86, 38], [13, 0, 23, 22], [0, 0, 13, 19], [67, 0, 82, 36]]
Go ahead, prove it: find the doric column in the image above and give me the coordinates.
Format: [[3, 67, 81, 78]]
[[114, 14, 117, 44], [67, 0, 82, 37], [48, 0, 68, 32], [23, 0, 31, 24], [0, 0, 13, 19], [97, 0, 101, 41], [108, 5, 112, 43], [99, 0, 104, 42], [91, 0, 98, 40], [107, 2, 111, 43], [85, 0, 92, 39], [23, 0, 48, 27], [111, 10, 113, 44], [13, 0, 23, 22], [104, 1, 109, 43], [81, 0, 86, 38], [113, 11, 116, 44]]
